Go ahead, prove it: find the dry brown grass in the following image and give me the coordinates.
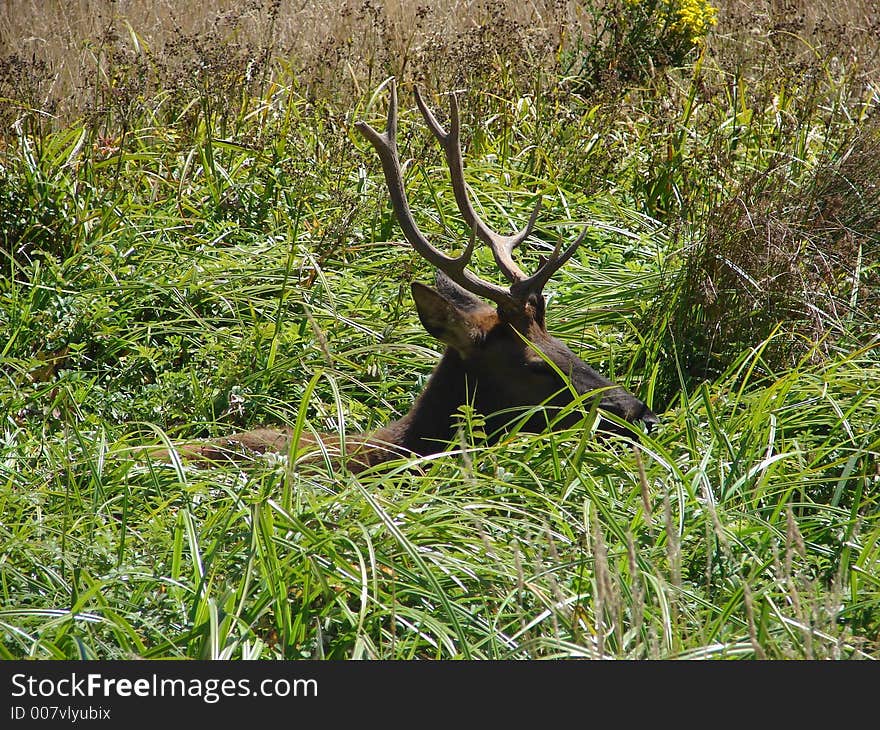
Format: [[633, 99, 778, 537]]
[[4, 0, 876, 124], [1, 0, 571, 121]]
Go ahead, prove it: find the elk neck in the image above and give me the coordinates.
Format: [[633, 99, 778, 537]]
[[372, 346, 472, 457]]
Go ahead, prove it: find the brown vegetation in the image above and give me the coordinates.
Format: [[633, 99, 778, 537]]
[[5, 1, 875, 120]]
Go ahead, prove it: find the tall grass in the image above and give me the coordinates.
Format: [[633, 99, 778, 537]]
[[1, 0, 878, 658]]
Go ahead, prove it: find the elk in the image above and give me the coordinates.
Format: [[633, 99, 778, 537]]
[[146, 81, 658, 471]]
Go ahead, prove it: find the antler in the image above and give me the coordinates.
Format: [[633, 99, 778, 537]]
[[356, 79, 587, 309], [355, 81, 514, 309]]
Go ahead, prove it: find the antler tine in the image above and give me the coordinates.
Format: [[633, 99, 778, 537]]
[[510, 227, 589, 301], [355, 79, 514, 309], [414, 87, 542, 286]]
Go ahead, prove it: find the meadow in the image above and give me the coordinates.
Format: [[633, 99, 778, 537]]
[[0, 0, 878, 659]]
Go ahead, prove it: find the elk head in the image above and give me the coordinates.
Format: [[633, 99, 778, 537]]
[[356, 81, 659, 444]]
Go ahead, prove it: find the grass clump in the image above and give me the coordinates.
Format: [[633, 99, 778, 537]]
[[0, 0, 878, 659]]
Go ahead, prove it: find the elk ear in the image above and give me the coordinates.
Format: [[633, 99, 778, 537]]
[[411, 282, 481, 354], [434, 271, 487, 312]]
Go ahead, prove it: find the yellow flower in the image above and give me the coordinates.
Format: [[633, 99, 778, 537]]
[[625, 0, 718, 45], [669, 0, 718, 44]]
